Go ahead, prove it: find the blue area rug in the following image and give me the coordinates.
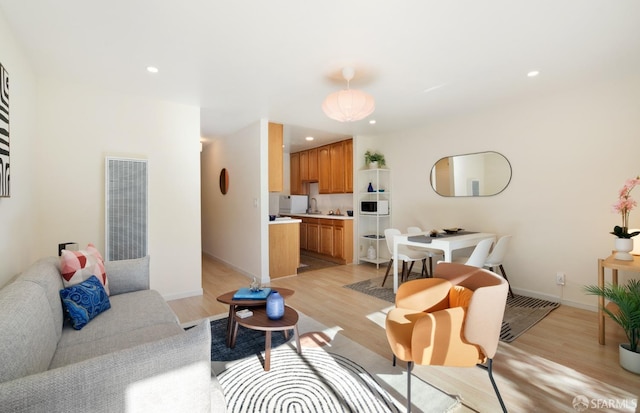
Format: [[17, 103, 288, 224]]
[[209, 317, 292, 362]]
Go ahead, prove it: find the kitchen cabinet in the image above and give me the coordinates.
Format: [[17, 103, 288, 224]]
[[344, 139, 353, 193], [319, 221, 334, 256], [290, 152, 307, 195], [269, 220, 300, 279], [268, 122, 283, 192], [318, 145, 331, 193], [329, 141, 345, 193], [300, 150, 309, 181], [306, 218, 320, 253], [297, 216, 353, 264], [308, 148, 319, 181]]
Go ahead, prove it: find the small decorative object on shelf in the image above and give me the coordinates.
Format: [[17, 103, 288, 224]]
[[610, 175, 640, 261], [250, 277, 261, 292], [364, 150, 386, 169], [368, 182, 374, 192], [266, 290, 285, 320], [367, 245, 377, 259]]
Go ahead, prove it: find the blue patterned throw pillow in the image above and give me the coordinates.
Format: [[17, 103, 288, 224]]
[[60, 275, 111, 330]]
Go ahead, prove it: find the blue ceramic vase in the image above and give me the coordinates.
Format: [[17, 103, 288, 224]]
[[266, 290, 285, 320]]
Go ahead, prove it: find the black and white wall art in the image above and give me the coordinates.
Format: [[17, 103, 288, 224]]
[[0, 63, 9, 197]]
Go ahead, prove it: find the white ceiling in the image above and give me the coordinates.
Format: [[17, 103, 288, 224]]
[[2, 1, 639, 152]]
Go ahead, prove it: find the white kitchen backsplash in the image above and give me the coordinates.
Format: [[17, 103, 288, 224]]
[[308, 183, 354, 214]]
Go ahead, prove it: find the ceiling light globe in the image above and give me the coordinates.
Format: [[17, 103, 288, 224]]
[[322, 89, 375, 122]]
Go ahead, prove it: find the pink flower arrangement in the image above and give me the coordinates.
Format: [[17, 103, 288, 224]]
[[611, 176, 640, 238]]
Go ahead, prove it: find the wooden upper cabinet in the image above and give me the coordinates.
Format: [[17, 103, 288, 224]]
[[344, 139, 353, 193], [268, 122, 283, 192], [330, 141, 345, 193], [318, 145, 331, 193], [299, 150, 309, 181], [308, 148, 319, 181], [293, 138, 352, 194], [290, 152, 302, 195]]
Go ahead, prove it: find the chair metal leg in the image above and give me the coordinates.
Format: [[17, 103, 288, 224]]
[[478, 358, 507, 412], [406, 361, 413, 413], [498, 265, 514, 298], [381, 259, 394, 287], [428, 256, 434, 277]]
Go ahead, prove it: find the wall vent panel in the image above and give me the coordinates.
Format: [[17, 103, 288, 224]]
[[105, 157, 148, 261]]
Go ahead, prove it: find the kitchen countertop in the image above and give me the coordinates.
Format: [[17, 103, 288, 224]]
[[269, 217, 302, 225], [285, 213, 354, 221]]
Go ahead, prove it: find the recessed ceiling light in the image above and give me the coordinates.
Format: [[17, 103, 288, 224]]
[[146, 66, 159, 74], [369, 120, 377, 125], [527, 70, 540, 77], [305, 136, 314, 141]]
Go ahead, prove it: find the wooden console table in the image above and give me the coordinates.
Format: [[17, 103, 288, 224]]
[[597, 254, 640, 344]]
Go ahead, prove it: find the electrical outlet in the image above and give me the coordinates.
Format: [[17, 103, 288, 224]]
[[556, 272, 565, 286]]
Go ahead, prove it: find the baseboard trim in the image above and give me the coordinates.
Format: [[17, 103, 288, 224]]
[[163, 288, 203, 301]]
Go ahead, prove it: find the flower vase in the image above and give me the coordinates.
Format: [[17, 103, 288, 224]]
[[266, 290, 285, 320], [369, 161, 378, 169], [614, 238, 634, 261]]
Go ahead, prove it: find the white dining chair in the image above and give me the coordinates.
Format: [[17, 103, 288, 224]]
[[407, 226, 444, 277], [447, 237, 494, 268], [483, 235, 514, 297], [381, 228, 430, 287]]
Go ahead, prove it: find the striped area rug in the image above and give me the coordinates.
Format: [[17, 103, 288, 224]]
[[212, 312, 460, 413], [344, 276, 560, 343], [218, 348, 402, 412], [500, 294, 560, 342]]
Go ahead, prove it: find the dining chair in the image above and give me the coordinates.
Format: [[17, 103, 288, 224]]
[[406, 226, 444, 277], [385, 263, 509, 412], [447, 237, 494, 268], [381, 228, 429, 287], [483, 235, 514, 298]]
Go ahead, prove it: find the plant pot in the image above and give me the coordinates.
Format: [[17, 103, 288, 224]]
[[614, 238, 634, 261], [619, 344, 640, 374], [368, 161, 378, 169]]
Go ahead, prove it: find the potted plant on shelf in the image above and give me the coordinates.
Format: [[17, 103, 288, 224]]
[[585, 279, 640, 374], [364, 151, 386, 169], [610, 176, 640, 260]]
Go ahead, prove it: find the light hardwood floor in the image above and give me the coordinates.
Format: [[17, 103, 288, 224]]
[[169, 255, 640, 412]]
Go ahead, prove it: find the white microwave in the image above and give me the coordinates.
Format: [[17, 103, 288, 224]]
[[360, 200, 389, 215]]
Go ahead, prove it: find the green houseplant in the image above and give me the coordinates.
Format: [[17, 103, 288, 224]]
[[364, 151, 386, 168], [585, 279, 640, 373]]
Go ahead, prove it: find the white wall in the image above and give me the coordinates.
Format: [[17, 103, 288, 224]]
[[35, 79, 202, 299], [201, 120, 269, 283], [0, 9, 40, 287], [368, 73, 640, 308]]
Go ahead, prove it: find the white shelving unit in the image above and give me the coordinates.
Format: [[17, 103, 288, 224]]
[[357, 168, 391, 268]]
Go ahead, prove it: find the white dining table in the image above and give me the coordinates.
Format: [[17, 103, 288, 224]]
[[391, 231, 496, 292]]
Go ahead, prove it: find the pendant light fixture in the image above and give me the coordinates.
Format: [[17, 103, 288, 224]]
[[322, 67, 375, 122]]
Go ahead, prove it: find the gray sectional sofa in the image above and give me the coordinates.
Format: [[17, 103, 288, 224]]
[[0, 256, 226, 413]]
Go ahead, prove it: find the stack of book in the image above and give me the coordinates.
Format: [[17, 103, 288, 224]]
[[232, 287, 271, 300]]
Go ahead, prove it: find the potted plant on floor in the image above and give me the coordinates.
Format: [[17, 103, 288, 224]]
[[364, 151, 386, 169], [585, 279, 640, 374]]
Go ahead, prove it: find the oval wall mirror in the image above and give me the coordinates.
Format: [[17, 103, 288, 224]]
[[430, 151, 511, 197], [219, 168, 229, 195]]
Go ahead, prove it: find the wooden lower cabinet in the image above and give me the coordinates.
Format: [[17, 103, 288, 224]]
[[300, 217, 352, 264], [306, 219, 320, 253], [319, 222, 334, 256], [269, 222, 300, 279]]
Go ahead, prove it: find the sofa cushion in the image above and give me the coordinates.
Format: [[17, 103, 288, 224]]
[[60, 243, 109, 295], [60, 275, 111, 330], [16, 257, 65, 340], [0, 282, 58, 383], [49, 323, 183, 369], [57, 289, 179, 349]]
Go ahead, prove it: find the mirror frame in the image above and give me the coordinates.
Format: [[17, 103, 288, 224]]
[[219, 168, 229, 195], [430, 151, 512, 197]]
